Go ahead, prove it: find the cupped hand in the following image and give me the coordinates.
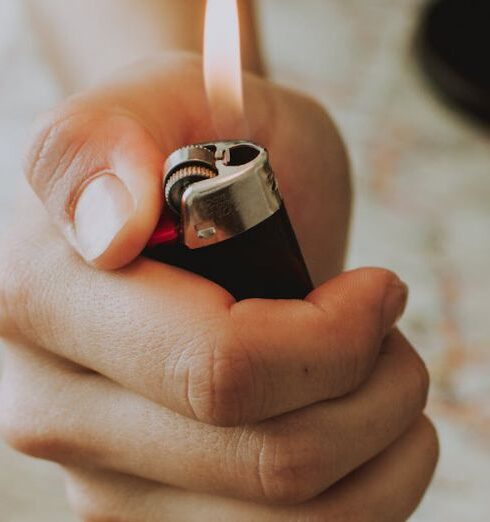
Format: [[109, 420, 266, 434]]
[[22, 52, 350, 281], [0, 53, 438, 521]]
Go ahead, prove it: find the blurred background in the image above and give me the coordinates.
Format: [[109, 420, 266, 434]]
[[0, 0, 489, 520]]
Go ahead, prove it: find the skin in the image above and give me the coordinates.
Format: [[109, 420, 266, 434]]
[[0, 0, 439, 516], [0, 53, 439, 521]]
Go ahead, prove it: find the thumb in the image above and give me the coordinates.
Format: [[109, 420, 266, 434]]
[[24, 106, 164, 269]]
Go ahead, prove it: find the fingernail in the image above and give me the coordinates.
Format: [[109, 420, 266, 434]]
[[74, 174, 134, 261], [382, 279, 409, 332]]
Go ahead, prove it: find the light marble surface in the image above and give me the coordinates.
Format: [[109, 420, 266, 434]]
[[0, 0, 489, 520]]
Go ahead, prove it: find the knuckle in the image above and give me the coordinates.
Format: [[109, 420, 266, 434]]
[[0, 401, 36, 457], [0, 379, 70, 462], [5, 426, 67, 462], [24, 103, 107, 218], [1, 409, 40, 460], [185, 329, 258, 426], [251, 429, 323, 504], [25, 107, 76, 190]]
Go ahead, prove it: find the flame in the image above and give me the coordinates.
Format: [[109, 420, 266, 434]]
[[204, 0, 246, 136]]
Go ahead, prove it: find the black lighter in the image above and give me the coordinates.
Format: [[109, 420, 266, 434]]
[[145, 140, 313, 301]]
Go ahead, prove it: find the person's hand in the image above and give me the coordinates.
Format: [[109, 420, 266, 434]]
[[0, 53, 438, 521]]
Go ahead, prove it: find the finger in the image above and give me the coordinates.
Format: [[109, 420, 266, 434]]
[[25, 96, 165, 269], [63, 417, 438, 522], [1, 223, 407, 425], [24, 53, 350, 278], [0, 330, 429, 504], [315, 416, 439, 522]]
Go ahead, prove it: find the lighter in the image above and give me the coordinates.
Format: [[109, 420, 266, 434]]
[[145, 140, 313, 301]]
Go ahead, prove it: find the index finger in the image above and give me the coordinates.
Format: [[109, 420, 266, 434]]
[[0, 217, 407, 426]]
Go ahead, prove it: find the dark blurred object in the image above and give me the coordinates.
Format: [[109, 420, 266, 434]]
[[416, 0, 490, 125]]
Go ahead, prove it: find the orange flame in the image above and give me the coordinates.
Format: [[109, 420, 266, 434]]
[[204, 0, 246, 136]]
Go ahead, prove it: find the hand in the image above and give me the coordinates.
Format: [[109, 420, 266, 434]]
[[0, 53, 438, 521]]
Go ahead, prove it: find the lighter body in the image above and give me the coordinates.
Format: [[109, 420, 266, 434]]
[[145, 141, 312, 300]]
